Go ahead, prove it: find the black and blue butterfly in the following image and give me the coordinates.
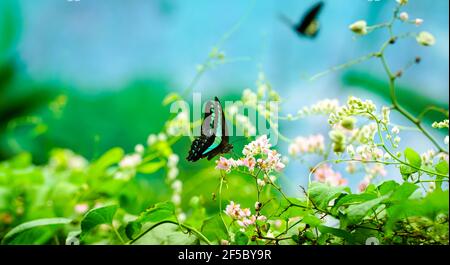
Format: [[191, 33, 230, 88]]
[[280, 1, 324, 39], [186, 97, 233, 162]]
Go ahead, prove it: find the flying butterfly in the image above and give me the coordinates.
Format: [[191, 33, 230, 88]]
[[186, 97, 233, 162], [279, 1, 324, 38]]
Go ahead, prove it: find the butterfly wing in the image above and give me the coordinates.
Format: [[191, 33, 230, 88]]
[[186, 97, 233, 162], [204, 97, 233, 160], [186, 134, 215, 162], [186, 99, 218, 162], [295, 1, 324, 38]]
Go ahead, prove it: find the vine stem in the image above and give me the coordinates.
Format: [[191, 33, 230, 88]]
[[127, 220, 211, 245], [309, 52, 378, 81], [219, 172, 230, 235], [417, 106, 449, 121], [378, 53, 447, 154], [365, 111, 448, 178], [112, 225, 125, 244]]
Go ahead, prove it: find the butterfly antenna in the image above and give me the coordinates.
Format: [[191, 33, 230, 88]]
[[278, 13, 295, 28]]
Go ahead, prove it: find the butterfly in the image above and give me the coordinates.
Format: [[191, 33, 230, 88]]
[[186, 97, 233, 162], [280, 1, 324, 38]]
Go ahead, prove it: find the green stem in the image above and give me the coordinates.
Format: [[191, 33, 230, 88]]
[[417, 106, 449, 121], [366, 112, 448, 178], [218, 173, 230, 235], [112, 225, 125, 244], [128, 220, 211, 245], [379, 54, 447, 154]]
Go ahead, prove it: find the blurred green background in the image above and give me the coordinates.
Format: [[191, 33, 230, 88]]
[[0, 0, 448, 190]]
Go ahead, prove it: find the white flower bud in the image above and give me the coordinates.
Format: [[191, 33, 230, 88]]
[[134, 144, 144, 154], [171, 180, 183, 193], [167, 154, 179, 168], [391, 126, 400, 134], [349, 20, 368, 35], [399, 12, 409, 21], [255, 202, 262, 211], [171, 194, 181, 205], [257, 179, 266, 187], [147, 134, 157, 146], [167, 167, 179, 180], [415, 18, 423, 26], [158, 133, 167, 141], [416, 31, 435, 46], [177, 212, 186, 222]]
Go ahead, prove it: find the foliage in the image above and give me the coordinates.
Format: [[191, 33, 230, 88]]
[[0, 0, 448, 245]]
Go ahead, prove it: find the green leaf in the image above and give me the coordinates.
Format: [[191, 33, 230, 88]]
[[318, 225, 355, 244], [234, 231, 248, 245], [435, 160, 449, 175], [386, 190, 449, 230], [308, 182, 346, 210], [345, 195, 388, 225], [137, 201, 176, 223], [277, 197, 306, 219], [131, 223, 198, 245], [2, 218, 72, 244], [332, 193, 378, 214], [377, 181, 400, 195], [302, 214, 322, 227], [201, 215, 228, 243], [404, 147, 422, 168], [388, 182, 418, 202], [400, 165, 417, 179], [125, 221, 142, 240], [137, 161, 165, 174], [80, 205, 118, 235], [434, 160, 448, 190], [89, 147, 124, 177]]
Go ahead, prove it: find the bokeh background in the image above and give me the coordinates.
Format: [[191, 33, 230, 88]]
[[1, 0, 448, 194]]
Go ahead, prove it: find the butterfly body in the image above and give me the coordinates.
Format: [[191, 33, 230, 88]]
[[280, 1, 324, 39], [187, 97, 233, 162]]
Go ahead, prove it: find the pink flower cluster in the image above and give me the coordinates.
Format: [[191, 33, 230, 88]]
[[242, 134, 271, 157], [358, 178, 370, 193], [216, 157, 256, 172], [288, 134, 325, 156], [216, 135, 285, 173], [314, 164, 348, 186], [224, 201, 267, 228]]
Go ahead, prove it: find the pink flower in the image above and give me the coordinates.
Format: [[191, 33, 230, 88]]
[[216, 157, 234, 171], [225, 201, 268, 229], [237, 217, 254, 228], [236, 215, 267, 227], [257, 215, 267, 222], [74, 203, 89, 214], [224, 201, 242, 219], [367, 164, 387, 177], [358, 178, 370, 193], [239, 208, 251, 218], [243, 135, 272, 157], [314, 164, 347, 187], [242, 157, 256, 171], [289, 134, 325, 156]]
